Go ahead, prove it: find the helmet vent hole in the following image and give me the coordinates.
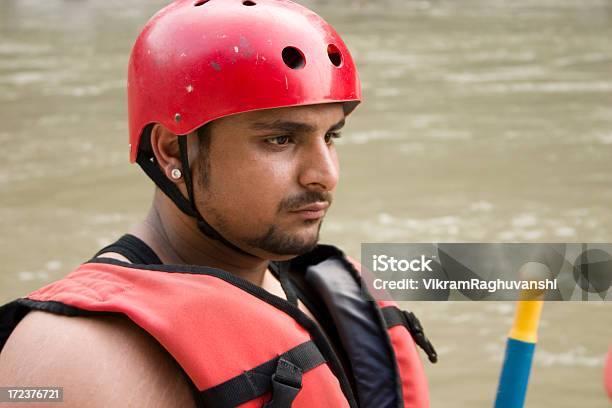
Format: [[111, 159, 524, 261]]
[[282, 47, 305, 70], [327, 44, 343, 67], [243, 0, 256, 5], [194, 0, 210, 6]]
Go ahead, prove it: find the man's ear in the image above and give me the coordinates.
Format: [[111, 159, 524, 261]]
[[150, 124, 184, 182]]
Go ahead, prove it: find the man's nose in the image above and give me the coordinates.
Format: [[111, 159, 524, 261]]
[[298, 138, 339, 192]]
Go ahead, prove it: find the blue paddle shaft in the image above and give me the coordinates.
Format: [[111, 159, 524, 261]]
[[494, 338, 536, 408]]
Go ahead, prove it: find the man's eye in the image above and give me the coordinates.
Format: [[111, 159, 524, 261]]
[[324, 131, 342, 145], [267, 135, 290, 145]]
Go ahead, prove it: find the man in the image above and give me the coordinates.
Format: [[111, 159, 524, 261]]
[[0, 0, 433, 406]]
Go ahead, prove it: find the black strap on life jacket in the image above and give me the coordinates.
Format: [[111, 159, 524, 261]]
[[94, 234, 163, 265], [381, 306, 438, 364], [199, 340, 325, 408], [269, 261, 299, 308]]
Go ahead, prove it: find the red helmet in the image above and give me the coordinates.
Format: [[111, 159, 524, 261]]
[[127, 0, 362, 162]]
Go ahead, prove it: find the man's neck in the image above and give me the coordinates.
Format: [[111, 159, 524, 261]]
[[130, 195, 270, 287]]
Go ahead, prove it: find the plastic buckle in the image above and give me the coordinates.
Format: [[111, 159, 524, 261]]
[[403, 310, 438, 363], [263, 358, 303, 408]]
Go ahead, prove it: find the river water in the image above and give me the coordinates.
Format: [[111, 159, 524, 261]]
[[1, 0, 610, 406]]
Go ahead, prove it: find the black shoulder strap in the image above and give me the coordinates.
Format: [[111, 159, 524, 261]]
[[268, 261, 298, 307], [381, 306, 438, 363], [94, 234, 162, 265]]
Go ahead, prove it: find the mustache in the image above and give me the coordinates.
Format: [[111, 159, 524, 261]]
[[279, 191, 333, 212]]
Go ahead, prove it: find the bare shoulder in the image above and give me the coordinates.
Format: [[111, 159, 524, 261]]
[[0, 310, 195, 408]]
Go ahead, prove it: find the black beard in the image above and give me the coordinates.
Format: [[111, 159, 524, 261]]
[[244, 219, 322, 255]]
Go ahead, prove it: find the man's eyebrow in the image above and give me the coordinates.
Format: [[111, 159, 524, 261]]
[[249, 118, 345, 133], [328, 119, 345, 132], [250, 120, 316, 133]]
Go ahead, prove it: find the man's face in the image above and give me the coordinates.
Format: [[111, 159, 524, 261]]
[[193, 103, 345, 258]]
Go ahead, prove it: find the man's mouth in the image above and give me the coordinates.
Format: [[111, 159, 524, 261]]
[[289, 202, 330, 220]]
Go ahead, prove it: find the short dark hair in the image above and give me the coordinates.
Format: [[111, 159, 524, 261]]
[[196, 122, 212, 157]]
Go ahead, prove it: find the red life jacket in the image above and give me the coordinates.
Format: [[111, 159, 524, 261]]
[[0, 245, 433, 408]]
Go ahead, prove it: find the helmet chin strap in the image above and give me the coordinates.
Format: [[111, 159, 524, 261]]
[[136, 135, 256, 258], [178, 136, 258, 258]]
